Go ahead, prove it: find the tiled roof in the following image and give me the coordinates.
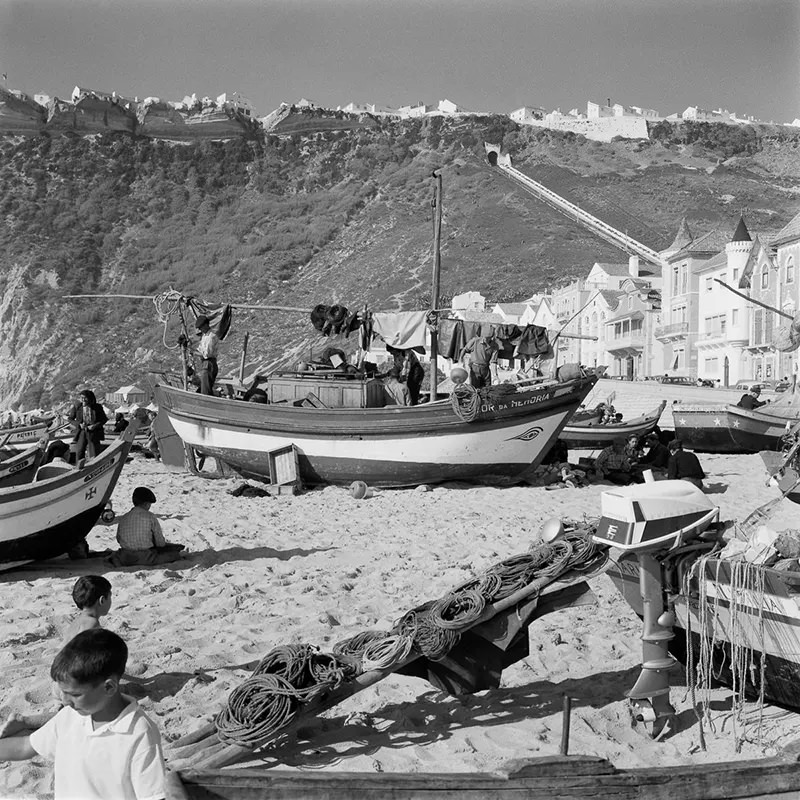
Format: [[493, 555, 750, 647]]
[[772, 209, 800, 246], [458, 310, 505, 323], [597, 289, 623, 308], [667, 217, 694, 252], [594, 262, 656, 277], [494, 303, 530, 315], [671, 229, 729, 258], [731, 216, 752, 242], [693, 251, 727, 273]]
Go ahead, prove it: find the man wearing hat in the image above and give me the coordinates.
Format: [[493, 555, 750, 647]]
[[195, 315, 220, 395], [737, 385, 767, 411]]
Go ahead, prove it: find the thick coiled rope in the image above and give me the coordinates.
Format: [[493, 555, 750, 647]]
[[451, 384, 481, 423], [360, 634, 414, 672], [252, 643, 315, 685], [332, 630, 389, 660], [430, 589, 486, 630], [215, 674, 298, 747]]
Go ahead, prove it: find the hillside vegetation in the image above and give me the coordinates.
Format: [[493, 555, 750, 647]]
[[1, 114, 799, 408]]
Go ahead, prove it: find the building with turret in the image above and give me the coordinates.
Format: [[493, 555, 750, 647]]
[[656, 219, 729, 377]]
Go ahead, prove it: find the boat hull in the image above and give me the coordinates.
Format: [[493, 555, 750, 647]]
[[0, 422, 139, 568], [560, 402, 665, 449], [727, 405, 800, 452], [154, 377, 597, 487], [0, 445, 44, 488], [609, 553, 800, 709], [671, 405, 739, 452]]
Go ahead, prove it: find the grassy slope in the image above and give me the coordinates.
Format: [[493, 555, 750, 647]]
[[0, 116, 799, 407]]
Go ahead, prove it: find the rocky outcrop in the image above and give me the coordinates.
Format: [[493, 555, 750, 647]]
[[138, 100, 257, 140], [0, 87, 45, 133], [45, 95, 136, 134]]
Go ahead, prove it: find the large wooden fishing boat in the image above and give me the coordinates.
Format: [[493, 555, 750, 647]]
[[560, 401, 665, 449], [153, 373, 598, 487], [0, 418, 141, 570]]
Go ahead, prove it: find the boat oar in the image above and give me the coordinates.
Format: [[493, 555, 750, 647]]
[[167, 563, 600, 772]]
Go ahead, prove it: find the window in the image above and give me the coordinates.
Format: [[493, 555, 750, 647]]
[[732, 308, 738, 325], [705, 357, 719, 374], [787, 257, 795, 284], [705, 277, 712, 292], [672, 267, 679, 294], [680, 265, 688, 294], [733, 268, 739, 281], [761, 265, 769, 290]]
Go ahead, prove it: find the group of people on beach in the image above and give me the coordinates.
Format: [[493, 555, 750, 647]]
[[592, 434, 705, 489]]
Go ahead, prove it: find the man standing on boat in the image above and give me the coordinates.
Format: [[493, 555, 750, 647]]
[[459, 327, 500, 389], [195, 315, 219, 396]]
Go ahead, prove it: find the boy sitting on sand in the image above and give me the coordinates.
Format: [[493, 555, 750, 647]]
[[107, 487, 185, 568], [64, 575, 112, 642], [0, 629, 167, 800]]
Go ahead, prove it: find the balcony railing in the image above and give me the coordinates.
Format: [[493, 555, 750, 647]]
[[606, 332, 645, 352], [655, 321, 689, 339]]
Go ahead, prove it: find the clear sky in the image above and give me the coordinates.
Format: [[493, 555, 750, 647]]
[[1, 0, 797, 122]]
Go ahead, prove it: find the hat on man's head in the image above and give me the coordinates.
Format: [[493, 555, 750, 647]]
[[195, 315, 210, 329], [752, 386, 761, 394]]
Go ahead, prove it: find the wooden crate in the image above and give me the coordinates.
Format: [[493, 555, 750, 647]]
[[267, 445, 300, 487]]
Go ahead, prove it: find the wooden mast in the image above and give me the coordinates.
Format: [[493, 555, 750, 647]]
[[430, 169, 443, 402]]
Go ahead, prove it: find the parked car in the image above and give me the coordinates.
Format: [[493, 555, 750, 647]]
[[661, 376, 696, 386], [734, 379, 776, 392], [776, 380, 792, 393]]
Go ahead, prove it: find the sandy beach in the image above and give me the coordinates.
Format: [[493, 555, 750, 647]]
[[3, 434, 800, 797]]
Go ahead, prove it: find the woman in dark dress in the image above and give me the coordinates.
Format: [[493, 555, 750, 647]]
[[73, 389, 108, 460]]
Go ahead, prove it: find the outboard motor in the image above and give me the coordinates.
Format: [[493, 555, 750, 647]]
[[593, 476, 718, 737]]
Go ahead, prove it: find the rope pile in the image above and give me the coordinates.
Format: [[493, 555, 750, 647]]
[[451, 383, 481, 422], [213, 522, 604, 750]]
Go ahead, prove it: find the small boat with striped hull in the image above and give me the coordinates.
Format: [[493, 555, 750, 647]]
[[153, 374, 598, 487]]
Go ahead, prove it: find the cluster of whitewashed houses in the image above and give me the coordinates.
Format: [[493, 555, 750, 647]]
[[450, 210, 800, 386]]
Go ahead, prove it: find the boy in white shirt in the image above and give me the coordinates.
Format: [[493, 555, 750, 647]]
[[0, 628, 166, 800]]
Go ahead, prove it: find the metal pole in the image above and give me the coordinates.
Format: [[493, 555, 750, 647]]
[[430, 169, 443, 403], [239, 332, 250, 384], [560, 694, 572, 755]]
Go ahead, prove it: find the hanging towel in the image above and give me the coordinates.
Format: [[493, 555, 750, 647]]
[[186, 297, 233, 340], [438, 318, 466, 361], [515, 325, 550, 356], [372, 311, 428, 350]]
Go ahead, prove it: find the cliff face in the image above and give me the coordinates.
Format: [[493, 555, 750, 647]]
[[1, 117, 799, 409], [0, 87, 45, 133]]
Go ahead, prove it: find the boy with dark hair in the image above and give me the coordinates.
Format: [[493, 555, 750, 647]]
[[65, 575, 112, 642], [108, 487, 185, 568], [0, 629, 167, 799]]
